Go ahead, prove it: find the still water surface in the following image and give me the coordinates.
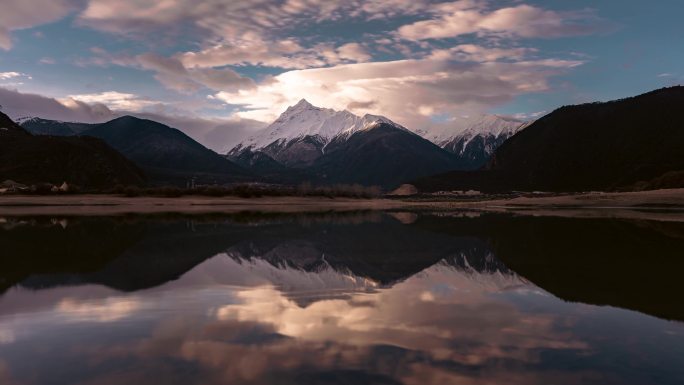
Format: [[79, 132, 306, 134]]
[[0, 212, 683, 384]]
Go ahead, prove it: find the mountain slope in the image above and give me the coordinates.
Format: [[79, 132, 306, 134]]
[[311, 123, 460, 187], [228, 99, 406, 168], [235, 99, 400, 150], [229, 100, 529, 184], [0, 112, 145, 188], [20, 117, 95, 136], [228, 100, 461, 186], [19, 115, 252, 185], [414, 86, 684, 192], [80, 116, 251, 184], [226, 148, 314, 184], [417, 115, 530, 169]]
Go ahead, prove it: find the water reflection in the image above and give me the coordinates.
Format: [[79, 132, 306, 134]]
[[0, 212, 683, 384]]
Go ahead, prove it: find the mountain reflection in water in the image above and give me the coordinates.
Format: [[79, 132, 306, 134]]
[[0, 212, 683, 385]]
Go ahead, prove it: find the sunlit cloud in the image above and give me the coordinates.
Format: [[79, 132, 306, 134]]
[[214, 50, 584, 128], [0, 86, 264, 150], [0, 72, 27, 80], [397, 3, 608, 40], [62, 91, 157, 111]]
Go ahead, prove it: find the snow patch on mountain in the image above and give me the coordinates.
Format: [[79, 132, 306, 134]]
[[230, 99, 406, 153], [416, 114, 529, 148]]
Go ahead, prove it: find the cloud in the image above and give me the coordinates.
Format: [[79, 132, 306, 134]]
[[329, 42, 372, 63], [76, 0, 381, 38], [428, 44, 537, 62], [213, 46, 583, 128], [133, 111, 266, 152], [63, 91, 157, 111], [0, 72, 26, 80], [0, 86, 115, 122], [397, 3, 607, 41], [0, 0, 79, 50], [79, 49, 257, 93], [74, 0, 429, 71], [178, 38, 373, 70], [136, 53, 256, 93], [178, 35, 326, 70], [0, 86, 263, 151]]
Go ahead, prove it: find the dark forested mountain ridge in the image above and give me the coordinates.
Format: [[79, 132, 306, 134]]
[[415, 86, 684, 192], [0, 111, 145, 188]]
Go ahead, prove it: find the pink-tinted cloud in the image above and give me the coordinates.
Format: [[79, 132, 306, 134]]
[[0, 87, 264, 151], [0, 0, 79, 50], [398, 3, 608, 41], [214, 46, 583, 128]]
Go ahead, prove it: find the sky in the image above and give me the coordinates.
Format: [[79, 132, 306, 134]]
[[0, 0, 682, 151]]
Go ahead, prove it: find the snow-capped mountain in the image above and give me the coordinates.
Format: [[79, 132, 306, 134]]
[[241, 99, 405, 148], [228, 99, 407, 167], [19, 117, 95, 136], [416, 115, 531, 169], [229, 100, 531, 172]]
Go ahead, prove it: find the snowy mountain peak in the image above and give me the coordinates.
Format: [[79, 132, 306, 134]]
[[234, 100, 405, 151], [460, 114, 525, 137], [417, 114, 528, 146], [15, 116, 41, 124], [293, 98, 313, 109], [228, 100, 534, 171]]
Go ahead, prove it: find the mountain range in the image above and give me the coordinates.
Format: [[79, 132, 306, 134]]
[[20, 99, 518, 188], [0, 111, 144, 189], [414, 86, 684, 192], [22, 115, 250, 185], [226, 99, 523, 187], [10, 86, 684, 192], [416, 114, 530, 168]]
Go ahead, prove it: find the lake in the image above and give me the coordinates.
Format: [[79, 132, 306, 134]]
[[0, 211, 683, 384]]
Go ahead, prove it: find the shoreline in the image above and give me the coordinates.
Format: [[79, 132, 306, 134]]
[[0, 189, 683, 221], [0, 195, 409, 216]]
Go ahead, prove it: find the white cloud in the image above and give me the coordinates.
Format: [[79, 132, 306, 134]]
[[178, 37, 372, 70], [136, 53, 256, 93], [132, 110, 266, 152], [63, 91, 157, 111], [73, 0, 431, 71], [0, 86, 263, 151], [336, 42, 372, 62], [178, 34, 326, 70], [397, 3, 607, 41], [214, 47, 583, 129], [0, 72, 29, 80], [0, 86, 115, 122], [75, 49, 258, 93]]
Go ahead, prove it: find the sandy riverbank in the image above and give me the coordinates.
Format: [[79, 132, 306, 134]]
[[426, 188, 684, 221], [0, 195, 409, 216], [0, 189, 682, 220]]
